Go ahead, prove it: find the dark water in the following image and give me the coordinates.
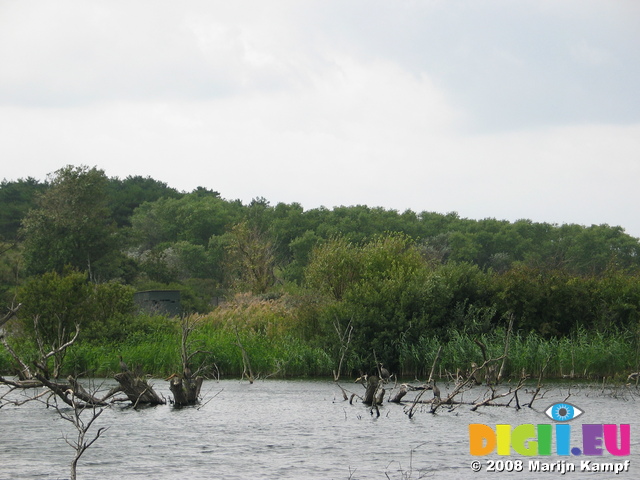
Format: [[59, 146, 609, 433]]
[[1, 379, 638, 479]]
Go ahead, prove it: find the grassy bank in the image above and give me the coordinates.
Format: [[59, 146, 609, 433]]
[[2, 325, 636, 381], [62, 325, 334, 378]]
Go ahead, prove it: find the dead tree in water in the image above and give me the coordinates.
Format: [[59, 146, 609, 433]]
[[497, 314, 515, 383], [1, 311, 108, 408], [167, 373, 204, 406], [362, 375, 379, 405], [165, 314, 206, 406], [473, 339, 503, 385], [49, 386, 109, 480], [389, 384, 408, 403], [332, 316, 353, 382], [1, 306, 109, 480], [235, 326, 254, 383], [114, 368, 165, 406], [524, 355, 552, 408]]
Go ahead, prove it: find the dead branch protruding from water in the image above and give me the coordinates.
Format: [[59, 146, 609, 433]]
[[525, 355, 552, 408]]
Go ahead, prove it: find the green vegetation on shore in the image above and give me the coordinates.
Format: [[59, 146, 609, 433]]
[[2, 315, 634, 380], [2, 165, 640, 381]]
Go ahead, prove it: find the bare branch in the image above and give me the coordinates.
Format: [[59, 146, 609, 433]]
[[470, 377, 526, 411], [0, 335, 33, 379], [42, 323, 81, 363], [0, 303, 21, 329]]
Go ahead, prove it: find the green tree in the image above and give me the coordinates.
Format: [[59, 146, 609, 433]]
[[106, 175, 181, 228], [0, 177, 48, 241], [17, 270, 92, 377], [224, 221, 277, 294], [20, 165, 118, 278], [0, 241, 21, 304], [282, 230, 321, 283], [305, 236, 364, 301], [16, 270, 136, 373], [342, 234, 433, 367], [129, 193, 243, 250], [565, 224, 640, 275]]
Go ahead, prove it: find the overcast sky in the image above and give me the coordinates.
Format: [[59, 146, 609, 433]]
[[1, 1, 639, 236]]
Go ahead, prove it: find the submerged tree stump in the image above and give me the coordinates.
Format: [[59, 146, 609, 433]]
[[363, 375, 379, 405], [168, 374, 204, 406], [114, 371, 165, 406]]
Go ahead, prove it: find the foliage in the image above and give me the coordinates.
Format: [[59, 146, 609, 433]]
[[129, 191, 243, 250], [0, 177, 48, 241], [20, 165, 119, 279], [304, 236, 364, 301], [106, 175, 181, 228], [17, 270, 93, 345], [0, 241, 22, 304], [204, 292, 300, 337], [16, 270, 136, 347], [4, 166, 640, 380], [223, 221, 277, 294]]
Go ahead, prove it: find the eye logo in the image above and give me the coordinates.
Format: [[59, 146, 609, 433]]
[[545, 402, 584, 422]]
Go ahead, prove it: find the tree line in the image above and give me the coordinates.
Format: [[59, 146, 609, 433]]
[[2, 164, 640, 378]]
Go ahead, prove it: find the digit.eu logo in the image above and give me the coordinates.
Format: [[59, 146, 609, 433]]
[[469, 402, 630, 456]]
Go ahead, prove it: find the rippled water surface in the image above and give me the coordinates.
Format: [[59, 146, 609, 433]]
[[1, 379, 638, 479]]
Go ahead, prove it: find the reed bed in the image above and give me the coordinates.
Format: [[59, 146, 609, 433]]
[[55, 325, 637, 380], [395, 327, 638, 380], [60, 325, 333, 378], [2, 304, 637, 381]]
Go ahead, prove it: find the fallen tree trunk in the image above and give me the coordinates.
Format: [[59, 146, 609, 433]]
[[66, 377, 110, 406], [114, 371, 165, 406], [389, 385, 408, 403], [0, 376, 42, 388]]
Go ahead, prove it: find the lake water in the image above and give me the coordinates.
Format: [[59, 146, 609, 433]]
[[1, 379, 638, 479]]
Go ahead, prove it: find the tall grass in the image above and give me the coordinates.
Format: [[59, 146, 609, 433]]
[[3, 323, 636, 379], [2, 293, 637, 380], [59, 323, 334, 378], [393, 327, 637, 380], [4, 324, 636, 379]]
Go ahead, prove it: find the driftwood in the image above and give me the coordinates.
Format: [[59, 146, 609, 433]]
[[389, 384, 408, 403], [404, 355, 504, 417], [0, 376, 42, 389], [470, 377, 526, 411], [114, 371, 165, 406]]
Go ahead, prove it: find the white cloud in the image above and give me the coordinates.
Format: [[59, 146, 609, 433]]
[[569, 39, 612, 67]]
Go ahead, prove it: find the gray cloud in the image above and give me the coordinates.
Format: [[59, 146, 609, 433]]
[[1, 0, 639, 237]]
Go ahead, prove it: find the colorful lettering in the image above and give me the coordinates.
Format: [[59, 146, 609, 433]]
[[469, 423, 630, 457]]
